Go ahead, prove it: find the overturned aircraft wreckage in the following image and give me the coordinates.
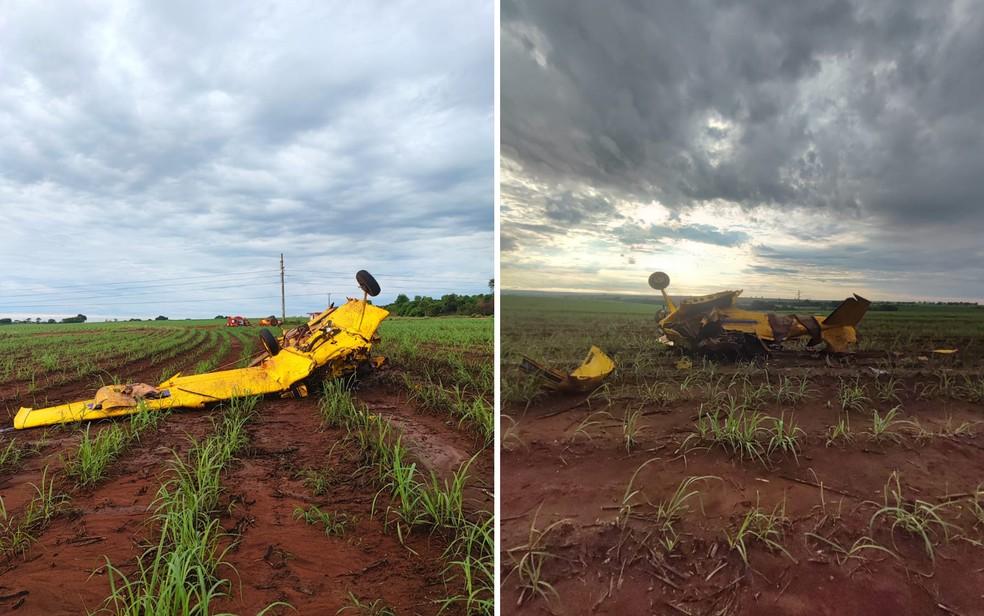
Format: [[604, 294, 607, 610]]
[[14, 270, 387, 430], [648, 271, 870, 356]]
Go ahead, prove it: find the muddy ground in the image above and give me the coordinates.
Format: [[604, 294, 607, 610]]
[[0, 332, 491, 615], [501, 363, 984, 616]]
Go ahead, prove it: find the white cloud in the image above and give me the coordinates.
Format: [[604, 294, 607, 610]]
[[0, 0, 493, 319]]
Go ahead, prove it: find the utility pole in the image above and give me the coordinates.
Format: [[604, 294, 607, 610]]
[[280, 253, 286, 323]]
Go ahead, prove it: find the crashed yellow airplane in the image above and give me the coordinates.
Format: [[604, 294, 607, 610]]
[[14, 271, 387, 430], [648, 271, 870, 355]]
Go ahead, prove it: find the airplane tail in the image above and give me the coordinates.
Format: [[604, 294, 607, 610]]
[[823, 294, 871, 328]]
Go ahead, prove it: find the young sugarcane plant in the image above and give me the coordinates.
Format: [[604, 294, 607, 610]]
[[765, 412, 805, 463], [867, 472, 959, 562], [725, 495, 796, 566], [622, 407, 645, 453], [804, 532, 897, 565], [505, 505, 569, 607]]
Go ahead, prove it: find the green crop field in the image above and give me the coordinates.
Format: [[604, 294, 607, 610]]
[[0, 320, 296, 403], [377, 316, 494, 442], [502, 294, 984, 366], [1, 311, 494, 615], [501, 295, 984, 615]]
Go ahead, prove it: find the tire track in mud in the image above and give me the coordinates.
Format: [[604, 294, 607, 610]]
[[357, 383, 494, 515], [211, 393, 451, 615]]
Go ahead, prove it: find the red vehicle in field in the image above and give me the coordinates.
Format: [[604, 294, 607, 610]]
[[226, 315, 251, 327]]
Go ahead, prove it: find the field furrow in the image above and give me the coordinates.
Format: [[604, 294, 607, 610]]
[[501, 295, 984, 615], [1, 315, 492, 615]]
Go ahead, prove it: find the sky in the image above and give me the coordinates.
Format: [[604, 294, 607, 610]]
[[501, 0, 984, 302], [0, 0, 493, 320]]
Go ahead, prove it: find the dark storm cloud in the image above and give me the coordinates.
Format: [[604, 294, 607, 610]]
[[499, 220, 569, 254], [504, 0, 984, 221], [542, 192, 620, 225], [502, 0, 984, 299], [0, 0, 492, 318]]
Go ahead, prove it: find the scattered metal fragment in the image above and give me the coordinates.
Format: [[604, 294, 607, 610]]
[[521, 345, 616, 393], [675, 357, 693, 370]]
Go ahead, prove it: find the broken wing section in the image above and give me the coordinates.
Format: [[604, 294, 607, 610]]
[[13, 298, 389, 430], [521, 345, 615, 393], [14, 350, 317, 429]]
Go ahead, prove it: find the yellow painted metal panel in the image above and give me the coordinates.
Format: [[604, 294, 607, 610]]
[[570, 345, 616, 381]]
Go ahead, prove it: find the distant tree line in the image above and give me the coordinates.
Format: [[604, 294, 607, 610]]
[[915, 301, 980, 306], [0, 314, 88, 325], [385, 293, 493, 317]]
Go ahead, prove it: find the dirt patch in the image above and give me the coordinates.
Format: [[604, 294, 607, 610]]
[[211, 394, 456, 615], [358, 384, 493, 513]]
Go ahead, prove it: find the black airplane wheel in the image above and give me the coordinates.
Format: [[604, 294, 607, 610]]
[[259, 329, 280, 356], [356, 270, 381, 297]]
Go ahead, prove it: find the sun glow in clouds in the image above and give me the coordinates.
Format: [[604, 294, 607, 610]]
[[501, 0, 984, 302]]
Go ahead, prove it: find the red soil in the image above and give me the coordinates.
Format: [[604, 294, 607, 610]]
[[211, 394, 453, 615], [0, 410, 217, 613], [501, 371, 984, 616], [1, 336, 489, 615]]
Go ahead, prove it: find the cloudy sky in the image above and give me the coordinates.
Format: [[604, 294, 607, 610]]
[[502, 0, 984, 302], [0, 0, 492, 320]]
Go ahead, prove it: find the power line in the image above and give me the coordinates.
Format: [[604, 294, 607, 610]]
[[1, 269, 483, 301], [0, 275, 282, 304], [285, 273, 487, 287], [0, 270, 279, 299], [0, 276, 481, 305], [0, 258, 489, 312], [0, 276, 478, 308], [286, 280, 480, 292], [287, 268, 486, 282], [0, 292, 308, 309], [0, 284, 485, 310], [1, 268, 276, 292]]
